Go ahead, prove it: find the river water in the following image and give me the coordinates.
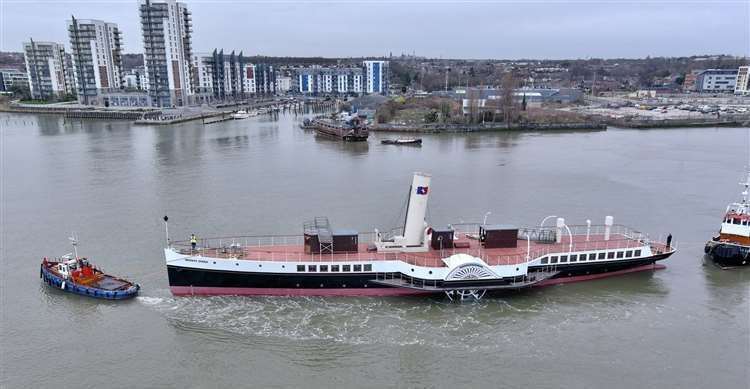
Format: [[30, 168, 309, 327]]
[[1, 112, 748, 388]]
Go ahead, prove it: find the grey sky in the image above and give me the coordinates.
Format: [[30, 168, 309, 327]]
[[1, 0, 748, 59]]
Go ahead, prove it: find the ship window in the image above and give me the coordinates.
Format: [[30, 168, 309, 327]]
[[319, 265, 328, 272], [308, 265, 317, 272], [331, 265, 340, 272], [607, 252, 615, 259], [364, 264, 372, 272], [550, 256, 558, 264], [560, 255, 568, 263], [626, 250, 633, 258], [589, 253, 597, 261], [570, 254, 577, 262], [598, 252, 606, 260], [297, 265, 305, 272], [342, 264, 351, 272], [617, 251, 624, 258], [635, 250, 642, 256], [541, 257, 548, 264], [353, 264, 362, 272], [734, 219, 741, 225]]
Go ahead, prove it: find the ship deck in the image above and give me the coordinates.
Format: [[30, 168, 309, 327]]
[[174, 232, 670, 268]]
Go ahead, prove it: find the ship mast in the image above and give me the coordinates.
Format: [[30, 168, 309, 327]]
[[741, 171, 750, 208]]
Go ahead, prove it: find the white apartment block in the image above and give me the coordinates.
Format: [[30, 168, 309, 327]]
[[23, 40, 74, 99], [243, 64, 257, 95], [364, 60, 389, 94], [275, 76, 292, 93], [696, 69, 738, 92], [68, 17, 123, 105], [735, 66, 749, 95], [140, 0, 193, 107]]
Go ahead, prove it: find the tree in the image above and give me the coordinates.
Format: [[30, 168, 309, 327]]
[[500, 71, 518, 123], [440, 101, 451, 122]]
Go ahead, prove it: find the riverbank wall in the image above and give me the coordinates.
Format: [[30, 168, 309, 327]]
[[0, 103, 158, 120], [371, 122, 607, 133], [598, 115, 749, 128]]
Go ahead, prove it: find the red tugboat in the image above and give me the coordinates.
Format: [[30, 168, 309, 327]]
[[164, 173, 676, 300], [705, 172, 750, 267], [40, 236, 140, 299]]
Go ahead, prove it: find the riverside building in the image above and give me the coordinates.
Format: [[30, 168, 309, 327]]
[[695, 69, 738, 93], [364, 60, 389, 95], [735, 66, 749, 95], [297, 67, 363, 96], [0, 68, 29, 93], [22, 39, 75, 100], [192, 49, 249, 103], [68, 17, 124, 105], [140, 0, 193, 107]]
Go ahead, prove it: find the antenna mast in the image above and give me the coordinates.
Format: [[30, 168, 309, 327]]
[[69, 233, 79, 259]]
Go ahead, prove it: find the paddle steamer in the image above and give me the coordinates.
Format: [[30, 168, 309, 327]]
[[165, 173, 676, 300]]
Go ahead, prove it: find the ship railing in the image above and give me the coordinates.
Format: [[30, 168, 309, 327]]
[[170, 226, 670, 265]]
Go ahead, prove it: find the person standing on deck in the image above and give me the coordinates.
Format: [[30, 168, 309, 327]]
[[190, 234, 198, 252]]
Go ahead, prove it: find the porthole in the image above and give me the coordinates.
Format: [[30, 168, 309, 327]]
[[428, 271, 432, 274], [235, 263, 239, 266]]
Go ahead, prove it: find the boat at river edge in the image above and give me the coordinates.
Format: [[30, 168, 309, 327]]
[[705, 172, 750, 267]]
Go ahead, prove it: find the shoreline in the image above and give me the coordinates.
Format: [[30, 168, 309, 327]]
[[2, 104, 747, 129]]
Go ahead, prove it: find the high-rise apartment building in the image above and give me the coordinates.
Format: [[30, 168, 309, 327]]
[[140, 0, 193, 107], [23, 39, 74, 100], [68, 17, 123, 105]]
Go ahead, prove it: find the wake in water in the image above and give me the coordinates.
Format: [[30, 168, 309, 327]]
[[137, 285, 672, 352]]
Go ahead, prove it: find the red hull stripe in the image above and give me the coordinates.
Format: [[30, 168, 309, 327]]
[[536, 263, 666, 287], [170, 286, 435, 297]]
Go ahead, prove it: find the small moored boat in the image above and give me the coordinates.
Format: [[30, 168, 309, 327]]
[[231, 110, 250, 120], [381, 138, 422, 146], [40, 236, 139, 299]]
